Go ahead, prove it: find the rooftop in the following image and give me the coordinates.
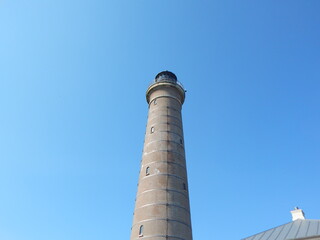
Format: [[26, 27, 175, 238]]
[[242, 219, 320, 240]]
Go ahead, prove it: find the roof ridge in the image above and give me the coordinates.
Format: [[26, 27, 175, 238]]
[[242, 219, 320, 240], [242, 221, 294, 240]]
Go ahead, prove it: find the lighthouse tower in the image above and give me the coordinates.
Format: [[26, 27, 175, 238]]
[[130, 71, 193, 240]]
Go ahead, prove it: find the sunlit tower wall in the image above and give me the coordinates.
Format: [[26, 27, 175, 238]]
[[130, 71, 193, 240]]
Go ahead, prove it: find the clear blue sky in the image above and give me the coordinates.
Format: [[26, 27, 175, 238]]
[[0, 1, 319, 239]]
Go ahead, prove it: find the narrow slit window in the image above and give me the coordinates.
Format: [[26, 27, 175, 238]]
[[180, 139, 183, 144], [183, 183, 186, 190], [151, 127, 155, 133], [146, 166, 150, 176], [154, 99, 157, 105], [139, 225, 144, 236]]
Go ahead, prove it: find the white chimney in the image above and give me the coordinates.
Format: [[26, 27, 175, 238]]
[[290, 207, 306, 221]]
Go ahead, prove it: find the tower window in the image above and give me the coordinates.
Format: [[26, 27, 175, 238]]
[[183, 183, 186, 190], [139, 225, 144, 237], [151, 127, 155, 133], [154, 99, 157, 105], [180, 138, 183, 144], [146, 167, 150, 176]]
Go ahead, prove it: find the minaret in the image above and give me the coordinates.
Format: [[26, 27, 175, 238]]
[[130, 71, 193, 240]]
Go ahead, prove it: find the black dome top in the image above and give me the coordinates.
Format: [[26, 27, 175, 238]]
[[155, 71, 177, 83]]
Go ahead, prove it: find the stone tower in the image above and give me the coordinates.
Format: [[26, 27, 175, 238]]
[[130, 71, 193, 240]]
